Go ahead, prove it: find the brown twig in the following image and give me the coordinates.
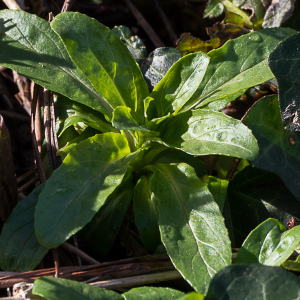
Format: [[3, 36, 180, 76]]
[[153, 0, 177, 46], [72, 236, 82, 266], [50, 95, 60, 169], [124, 0, 165, 48], [13, 71, 31, 115], [61, 0, 76, 12], [17, 174, 39, 193], [52, 248, 60, 278], [225, 158, 241, 180], [61, 242, 99, 265], [17, 168, 38, 184], [2, 0, 22, 10], [31, 85, 46, 183]]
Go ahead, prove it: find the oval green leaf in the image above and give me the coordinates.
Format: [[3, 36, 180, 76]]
[[150, 163, 231, 294], [181, 27, 296, 112], [35, 133, 138, 248], [147, 52, 210, 119], [32, 277, 122, 300], [236, 218, 300, 266], [159, 109, 259, 160], [122, 287, 184, 300], [0, 184, 48, 271], [51, 12, 149, 121], [0, 10, 112, 118]]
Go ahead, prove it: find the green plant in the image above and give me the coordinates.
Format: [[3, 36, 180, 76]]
[[0, 8, 299, 296]]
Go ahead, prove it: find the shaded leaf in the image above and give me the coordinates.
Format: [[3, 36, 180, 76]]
[[78, 168, 134, 256], [159, 109, 259, 160], [32, 277, 122, 300], [147, 52, 210, 119], [0, 115, 18, 224], [51, 12, 149, 121], [0, 184, 48, 271], [35, 133, 138, 248], [236, 218, 300, 266], [205, 264, 300, 299], [268, 32, 300, 132], [150, 163, 231, 294], [112, 25, 147, 68], [133, 174, 161, 252], [181, 28, 296, 112], [225, 165, 300, 247], [243, 95, 300, 201], [282, 260, 300, 272], [122, 287, 184, 300], [141, 48, 182, 92], [0, 10, 112, 118], [262, 0, 296, 28], [282, 0, 300, 31]]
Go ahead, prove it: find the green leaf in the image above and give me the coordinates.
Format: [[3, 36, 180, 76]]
[[78, 169, 134, 256], [181, 28, 296, 112], [202, 176, 228, 212], [243, 95, 300, 201], [147, 52, 210, 120], [54, 95, 118, 136], [204, 0, 224, 18], [0, 10, 112, 118], [242, 0, 266, 30], [133, 174, 161, 252], [112, 106, 149, 131], [159, 109, 259, 160], [32, 277, 122, 300], [262, 0, 296, 28], [282, 260, 300, 272], [51, 12, 149, 121], [268, 32, 300, 132], [0, 184, 48, 271], [225, 165, 300, 247], [150, 163, 231, 294], [141, 48, 182, 92], [35, 133, 138, 248], [112, 25, 147, 68], [122, 287, 184, 300], [177, 293, 205, 300], [236, 218, 300, 266], [205, 264, 300, 299]]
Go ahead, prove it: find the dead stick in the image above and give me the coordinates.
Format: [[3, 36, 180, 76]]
[[61, 242, 99, 265], [52, 248, 60, 278], [31, 86, 46, 183], [61, 0, 75, 12], [18, 174, 39, 193], [124, 0, 164, 48], [17, 168, 38, 184], [153, 0, 177, 46], [50, 94, 60, 169], [90, 270, 182, 289], [2, 0, 22, 10], [72, 235, 82, 266], [225, 158, 241, 180]]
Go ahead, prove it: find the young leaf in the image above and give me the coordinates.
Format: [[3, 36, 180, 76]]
[[236, 218, 300, 266], [268, 32, 300, 131], [0, 184, 48, 272], [32, 277, 122, 300], [78, 169, 134, 256], [0, 10, 112, 118], [150, 163, 231, 294], [133, 175, 161, 252], [141, 48, 182, 92], [205, 264, 300, 299], [147, 52, 210, 120], [51, 12, 149, 121], [159, 109, 259, 160], [122, 287, 184, 300], [180, 28, 296, 112], [35, 133, 139, 248], [112, 106, 149, 131], [225, 166, 300, 247], [112, 25, 147, 68], [54, 95, 118, 136], [243, 95, 300, 201]]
